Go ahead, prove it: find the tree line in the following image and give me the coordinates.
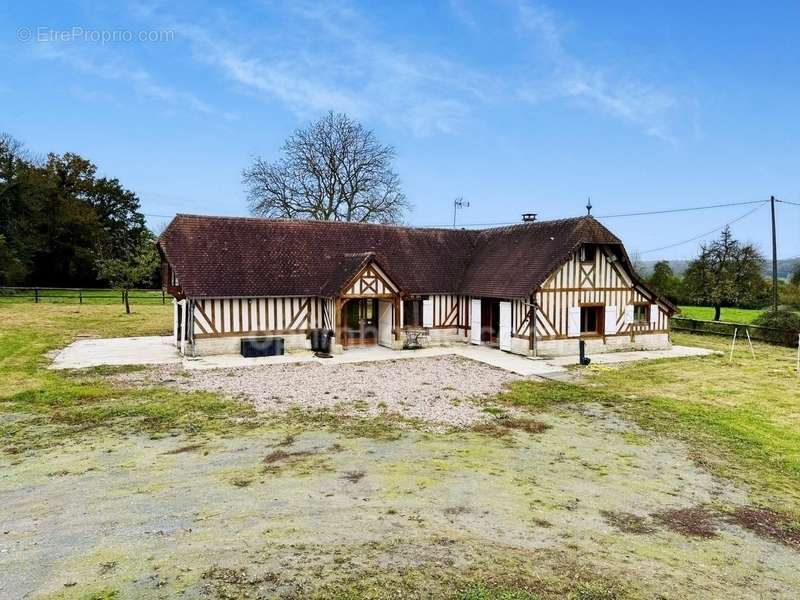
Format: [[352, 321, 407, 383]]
[[0, 133, 159, 291], [645, 226, 800, 321]]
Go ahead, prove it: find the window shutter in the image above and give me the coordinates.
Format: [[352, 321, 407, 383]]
[[604, 305, 617, 335], [499, 301, 512, 351], [567, 307, 581, 337], [422, 298, 434, 328], [624, 305, 634, 325], [649, 304, 659, 326], [470, 298, 482, 344]]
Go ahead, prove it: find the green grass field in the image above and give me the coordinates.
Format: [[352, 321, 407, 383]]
[[676, 305, 766, 323]]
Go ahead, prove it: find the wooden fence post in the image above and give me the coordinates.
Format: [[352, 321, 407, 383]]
[[79, 289, 83, 305], [34, 288, 39, 303], [162, 289, 166, 304]]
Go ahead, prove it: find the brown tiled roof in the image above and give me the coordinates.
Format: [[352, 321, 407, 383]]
[[157, 215, 474, 298], [461, 217, 622, 297], [157, 214, 663, 305]]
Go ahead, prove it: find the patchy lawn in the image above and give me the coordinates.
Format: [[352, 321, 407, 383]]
[[1, 305, 799, 599], [498, 332, 800, 514]]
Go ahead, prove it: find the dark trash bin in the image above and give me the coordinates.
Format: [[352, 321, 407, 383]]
[[310, 329, 333, 353]]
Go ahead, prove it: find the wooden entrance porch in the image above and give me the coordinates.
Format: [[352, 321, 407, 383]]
[[334, 260, 402, 350]]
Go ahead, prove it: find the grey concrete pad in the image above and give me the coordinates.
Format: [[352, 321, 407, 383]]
[[544, 345, 717, 367], [49, 336, 714, 376], [50, 336, 180, 369]]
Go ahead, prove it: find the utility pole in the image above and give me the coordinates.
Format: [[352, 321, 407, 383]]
[[453, 196, 469, 227], [771, 195, 778, 312]]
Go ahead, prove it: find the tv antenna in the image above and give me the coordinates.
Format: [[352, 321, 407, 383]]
[[453, 196, 470, 227]]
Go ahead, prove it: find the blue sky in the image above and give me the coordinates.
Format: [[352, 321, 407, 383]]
[[2, 0, 799, 260]]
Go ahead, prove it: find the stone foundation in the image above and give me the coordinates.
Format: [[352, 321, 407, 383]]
[[533, 333, 670, 358], [192, 333, 310, 356], [190, 331, 670, 358]]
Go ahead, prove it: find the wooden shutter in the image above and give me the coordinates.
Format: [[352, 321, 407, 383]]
[[649, 304, 659, 326], [422, 298, 434, 328], [604, 305, 617, 335], [624, 305, 634, 325], [499, 301, 512, 351], [470, 298, 482, 344], [567, 307, 581, 337]]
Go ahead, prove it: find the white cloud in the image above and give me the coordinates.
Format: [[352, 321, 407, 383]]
[[29, 42, 219, 116], [516, 1, 679, 142], [168, 2, 495, 135]]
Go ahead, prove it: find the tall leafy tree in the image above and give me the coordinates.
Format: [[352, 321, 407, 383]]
[[791, 265, 800, 287], [95, 233, 161, 314], [683, 226, 766, 321], [0, 133, 154, 287], [243, 112, 410, 223], [647, 260, 682, 304]]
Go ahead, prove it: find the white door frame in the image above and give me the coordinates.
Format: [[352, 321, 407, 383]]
[[378, 300, 394, 348]]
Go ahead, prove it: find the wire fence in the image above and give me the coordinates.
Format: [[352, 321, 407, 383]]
[[671, 316, 798, 347], [0, 286, 167, 305]]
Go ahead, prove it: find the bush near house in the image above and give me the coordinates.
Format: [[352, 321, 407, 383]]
[[753, 308, 800, 335]]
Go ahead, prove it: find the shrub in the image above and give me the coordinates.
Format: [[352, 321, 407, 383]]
[[753, 309, 800, 333]]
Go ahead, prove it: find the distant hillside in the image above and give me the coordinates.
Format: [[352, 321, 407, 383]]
[[638, 258, 799, 280]]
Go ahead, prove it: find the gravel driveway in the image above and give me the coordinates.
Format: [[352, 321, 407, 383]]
[[122, 356, 521, 427]]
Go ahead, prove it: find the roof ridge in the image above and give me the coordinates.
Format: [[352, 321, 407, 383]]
[[172, 212, 592, 234]]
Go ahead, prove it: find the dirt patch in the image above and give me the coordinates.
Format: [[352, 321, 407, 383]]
[[727, 506, 800, 550], [601, 510, 657, 535], [501, 417, 551, 434], [162, 443, 205, 455], [201, 565, 279, 597], [472, 417, 550, 437], [443, 505, 472, 516], [341, 470, 365, 483], [652, 506, 719, 538], [263, 448, 318, 464]]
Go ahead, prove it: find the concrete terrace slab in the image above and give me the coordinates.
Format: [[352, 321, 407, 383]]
[[49, 336, 715, 377], [545, 345, 718, 367], [49, 336, 181, 370]]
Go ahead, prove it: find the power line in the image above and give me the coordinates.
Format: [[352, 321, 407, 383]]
[[777, 198, 800, 207], [594, 199, 767, 219], [639, 201, 769, 255], [414, 198, 774, 228]]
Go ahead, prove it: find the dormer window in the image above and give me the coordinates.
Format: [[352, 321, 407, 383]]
[[580, 244, 596, 263]]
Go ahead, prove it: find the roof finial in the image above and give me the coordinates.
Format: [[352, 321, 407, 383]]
[[586, 196, 592, 216]]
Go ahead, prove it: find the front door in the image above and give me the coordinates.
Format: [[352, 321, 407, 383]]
[[481, 299, 500, 345], [342, 299, 378, 346]]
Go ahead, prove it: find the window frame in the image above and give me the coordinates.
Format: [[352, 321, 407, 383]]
[[580, 244, 597, 263], [632, 302, 650, 324], [579, 304, 604, 336], [403, 298, 424, 328]]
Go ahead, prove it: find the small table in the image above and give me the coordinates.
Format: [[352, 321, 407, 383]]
[[404, 329, 429, 349]]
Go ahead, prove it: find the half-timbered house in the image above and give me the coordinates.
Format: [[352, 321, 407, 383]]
[[157, 214, 675, 357]]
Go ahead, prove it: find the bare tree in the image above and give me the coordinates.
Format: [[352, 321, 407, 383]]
[[243, 112, 409, 223]]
